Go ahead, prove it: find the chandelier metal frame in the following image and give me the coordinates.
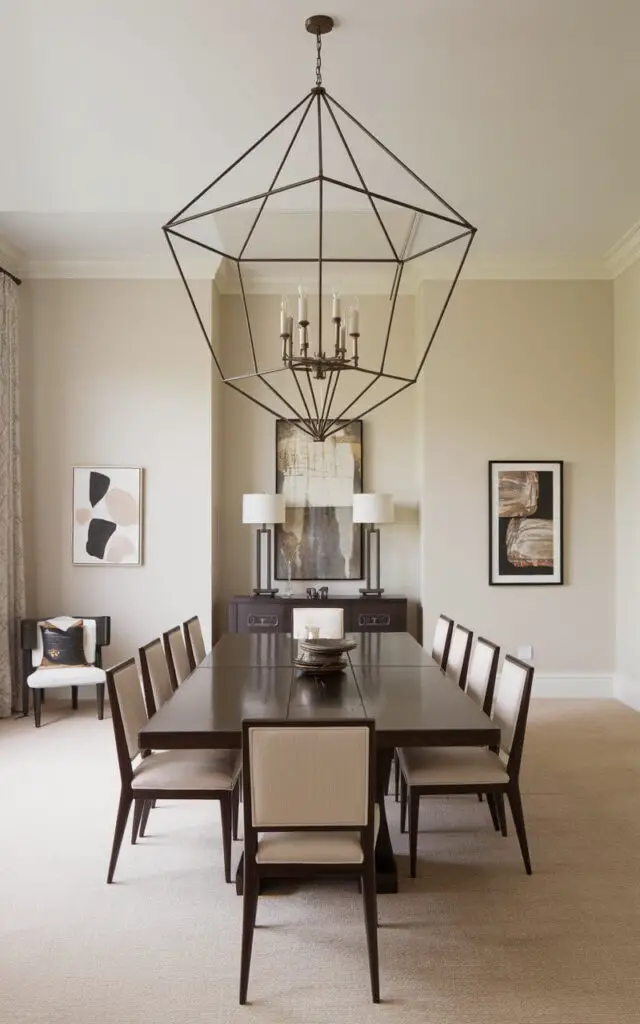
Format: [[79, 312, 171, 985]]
[[163, 15, 477, 442]]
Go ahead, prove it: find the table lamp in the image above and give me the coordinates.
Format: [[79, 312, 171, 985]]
[[352, 493, 395, 597], [242, 493, 286, 597]]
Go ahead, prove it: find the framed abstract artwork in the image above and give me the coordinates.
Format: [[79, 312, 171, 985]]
[[72, 466, 143, 565], [275, 419, 363, 581], [488, 460, 563, 585]]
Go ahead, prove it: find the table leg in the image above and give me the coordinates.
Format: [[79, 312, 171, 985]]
[[234, 746, 399, 896], [374, 747, 398, 893]]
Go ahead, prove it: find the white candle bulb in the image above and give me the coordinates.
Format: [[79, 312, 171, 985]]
[[332, 291, 341, 319], [286, 315, 293, 338], [297, 286, 308, 324], [280, 297, 288, 335], [349, 306, 359, 335]]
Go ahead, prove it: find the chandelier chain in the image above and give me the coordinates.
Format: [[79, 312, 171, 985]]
[[316, 32, 322, 86]]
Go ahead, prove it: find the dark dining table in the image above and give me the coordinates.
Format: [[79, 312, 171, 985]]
[[139, 631, 500, 893]]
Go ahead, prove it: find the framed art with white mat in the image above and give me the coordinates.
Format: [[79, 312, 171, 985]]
[[72, 466, 143, 565]]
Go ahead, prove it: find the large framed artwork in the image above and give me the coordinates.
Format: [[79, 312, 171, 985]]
[[275, 419, 363, 581], [489, 461, 563, 585], [72, 466, 143, 565]]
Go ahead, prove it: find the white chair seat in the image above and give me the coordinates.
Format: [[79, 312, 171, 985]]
[[398, 747, 509, 786], [27, 665, 107, 689], [131, 749, 241, 791], [256, 804, 380, 864]]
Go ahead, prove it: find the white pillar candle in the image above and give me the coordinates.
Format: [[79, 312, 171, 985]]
[[332, 291, 341, 319], [348, 306, 359, 335], [297, 286, 308, 323], [280, 298, 288, 335]]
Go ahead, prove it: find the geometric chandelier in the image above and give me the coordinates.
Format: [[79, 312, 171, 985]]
[[164, 15, 476, 442]]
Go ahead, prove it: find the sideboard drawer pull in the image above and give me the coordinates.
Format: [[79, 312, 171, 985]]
[[247, 614, 279, 628], [358, 613, 391, 628]]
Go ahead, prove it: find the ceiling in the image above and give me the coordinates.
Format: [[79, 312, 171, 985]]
[[2, 0, 640, 280]]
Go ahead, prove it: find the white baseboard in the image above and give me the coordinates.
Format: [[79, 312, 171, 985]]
[[613, 674, 640, 711], [532, 674, 613, 698]]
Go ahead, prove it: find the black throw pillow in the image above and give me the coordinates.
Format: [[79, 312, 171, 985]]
[[40, 620, 88, 668]]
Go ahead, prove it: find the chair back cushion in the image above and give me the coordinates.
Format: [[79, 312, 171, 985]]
[[165, 627, 190, 686], [32, 617, 97, 668], [142, 638, 174, 709], [466, 637, 498, 709], [493, 656, 531, 757], [246, 723, 370, 828], [109, 660, 147, 761], [292, 607, 344, 639], [446, 625, 473, 686], [432, 614, 453, 668], [184, 616, 206, 666]]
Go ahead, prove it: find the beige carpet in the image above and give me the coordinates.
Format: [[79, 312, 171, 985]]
[[1, 699, 639, 1024]]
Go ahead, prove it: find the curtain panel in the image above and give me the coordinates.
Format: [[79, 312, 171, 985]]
[[0, 275, 25, 716]]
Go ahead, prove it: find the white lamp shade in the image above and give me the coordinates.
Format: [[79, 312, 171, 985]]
[[242, 493, 286, 525], [352, 493, 395, 525]]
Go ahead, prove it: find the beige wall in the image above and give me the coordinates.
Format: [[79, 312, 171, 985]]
[[419, 280, 615, 676], [613, 259, 640, 708], [17, 274, 618, 686], [20, 279, 212, 666], [217, 293, 422, 634]]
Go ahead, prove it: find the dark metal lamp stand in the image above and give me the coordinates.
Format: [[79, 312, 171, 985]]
[[253, 524, 278, 597], [359, 524, 384, 597]]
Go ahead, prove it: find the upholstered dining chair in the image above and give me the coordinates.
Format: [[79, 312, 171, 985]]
[[163, 625, 191, 689], [445, 624, 473, 689], [465, 637, 500, 715], [183, 614, 207, 671], [239, 718, 379, 1005], [139, 637, 174, 717], [431, 614, 454, 671], [398, 655, 535, 877], [21, 616, 111, 727], [291, 606, 344, 639], [106, 658, 241, 884]]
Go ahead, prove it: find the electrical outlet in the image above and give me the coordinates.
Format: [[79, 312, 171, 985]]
[[517, 645, 533, 661]]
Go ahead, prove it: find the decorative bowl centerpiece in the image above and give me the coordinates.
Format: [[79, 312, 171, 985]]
[[294, 637, 358, 675]]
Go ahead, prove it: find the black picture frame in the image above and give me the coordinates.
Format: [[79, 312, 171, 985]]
[[274, 419, 363, 581], [488, 460, 564, 586]]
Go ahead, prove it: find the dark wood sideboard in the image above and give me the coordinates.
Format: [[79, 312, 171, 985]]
[[228, 595, 408, 635]]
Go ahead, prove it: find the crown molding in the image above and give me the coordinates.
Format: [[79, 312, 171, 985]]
[[604, 218, 640, 278], [25, 255, 219, 280], [0, 234, 26, 277], [19, 251, 611, 285]]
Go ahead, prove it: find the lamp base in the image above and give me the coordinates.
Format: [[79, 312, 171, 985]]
[[251, 587, 279, 598], [359, 587, 384, 598]]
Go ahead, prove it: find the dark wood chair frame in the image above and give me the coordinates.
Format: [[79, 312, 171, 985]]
[[467, 636, 500, 716], [139, 637, 172, 718], [446, 624, 473, 690], [432, 613, 454, 672], [239, 718, 380, 1006], [20, 615, 111, 726], [106, 658, 235, 884], [182, 615, 202, 672], [163, 625, 188, 691], [400, 655, 535, 878]]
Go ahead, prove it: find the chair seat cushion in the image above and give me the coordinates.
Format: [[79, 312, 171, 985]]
[[256, 804, 380, 865], [398, 746, 509, 786], [132, 749, 241, 792], [27, 665, 107, 689]]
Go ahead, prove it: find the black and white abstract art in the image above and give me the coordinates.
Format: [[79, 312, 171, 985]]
[[275, 420, 362, 581], [72, 466, 143, 565]]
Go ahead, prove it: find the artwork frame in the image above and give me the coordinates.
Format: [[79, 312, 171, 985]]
[[72, 466, 144, 566], [275, 419, 363, 581], [488, 460, 563, 586]]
